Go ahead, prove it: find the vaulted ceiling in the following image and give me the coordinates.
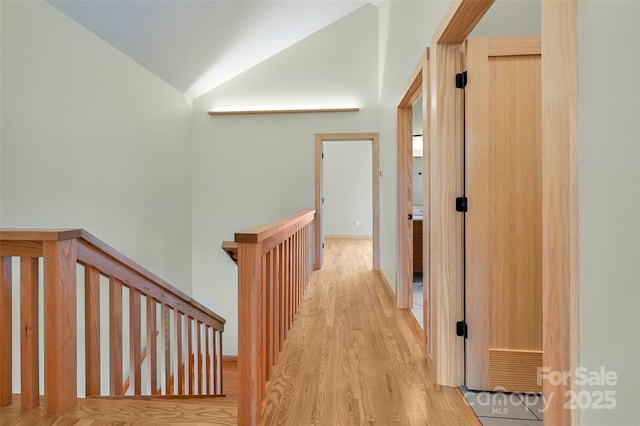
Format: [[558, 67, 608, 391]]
[[49, 0, 373, 100]]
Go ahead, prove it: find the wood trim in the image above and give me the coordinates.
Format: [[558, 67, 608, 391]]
[[0, 229, 82, 241], [541, 2, 578, 425], [396, 48, 430, 322], [488, 35, 541, 56], [0, 241, 43, 257], [314, 132, 380, 272], [397, 105, 413, 310], [235, 210, 315, 244], [421, 49, 432, 355], [20, 258, 39, 409], [208, 107, 359, 116], [222, 355, 238, 363], [429, 32, 468, 388], [434, 0, 494, 44]]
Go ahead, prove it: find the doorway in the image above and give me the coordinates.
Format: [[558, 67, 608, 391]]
[[322, 140, 373, 266], [314, 133, 380, 272], [396, 49, 431, 352]]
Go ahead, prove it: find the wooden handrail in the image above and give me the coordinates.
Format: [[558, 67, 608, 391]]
[[0, 229, 224, 327], [0, 229, 226, 416], [234, 209, 315, 244], [234, 210, 315, 426]]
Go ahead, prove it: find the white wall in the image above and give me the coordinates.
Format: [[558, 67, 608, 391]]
[[191, 5, 379, 354], [323, 141, 372, 237], [470, 0, 540, 37], [579, 2, 640, 425], [1, 0, 193, 394], [1, 0, 193, 289], [377, 0, 450, 290]]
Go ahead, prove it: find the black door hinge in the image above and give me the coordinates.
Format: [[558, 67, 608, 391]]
[[456, 71, 468, 89], [322, 197, 325, 204], [322, 153, 324, 159], [456, 321, 468, 339], [322, 242, 325, 249], [456, 196, 468, 212]]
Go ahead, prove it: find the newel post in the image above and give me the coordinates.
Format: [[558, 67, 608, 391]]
[[237, 241, 262, 426], [44, 238, 78, 415]]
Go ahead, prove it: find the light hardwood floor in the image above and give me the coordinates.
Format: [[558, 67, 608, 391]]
[[1, 239, 479, 425], [262, 237, 480, 425]]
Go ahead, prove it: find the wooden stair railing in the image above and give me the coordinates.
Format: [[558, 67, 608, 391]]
[[0, 229, 225, 416], [233, 209, 315, 426]]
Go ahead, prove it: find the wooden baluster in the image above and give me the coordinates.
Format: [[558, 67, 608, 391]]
[[306, 226, 310, 289], [292, 233, 297, 316], [44, 239, 77, 415], [187, 316, 194, 395], [305, 226, 310, 290], [279, 242, 285, 351], [238, 242, 262, 425], [266, 249, 274, 378], [109, 277, 123, 396], [284, 238, 290, 336], [213, 328, 219, 395], [301, 228, 305, 295], [288, 236, 294, 329], [196, 321, 205, 395], [161, 304, 171, 395], [0, 257, 12, 407], [129, 288, 141, 395], [218, 330, 223, 395], [205, 325, 211, 395], [273, 245, 280, 364], [147, 298, 158, 395], [84, 266, 101, 397], [176, 311, 184, 395], [260, 255, 267, 391], [298, 230, 302, 310], [295, 230, 300, 313]]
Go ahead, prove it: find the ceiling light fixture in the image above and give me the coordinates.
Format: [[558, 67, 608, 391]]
[[208, 106, 360, 116]]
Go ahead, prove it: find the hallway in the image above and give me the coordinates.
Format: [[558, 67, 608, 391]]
[[261, 238, 480, 425]]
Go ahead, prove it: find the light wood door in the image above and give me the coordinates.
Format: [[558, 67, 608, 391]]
[[464, 36, 542, 393]]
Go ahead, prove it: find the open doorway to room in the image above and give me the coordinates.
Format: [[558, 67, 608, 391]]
[[322, 139, 373, 267], [410, 97, 425, 329], [396, 49, 431, 352], [314, 133, 380, 272]]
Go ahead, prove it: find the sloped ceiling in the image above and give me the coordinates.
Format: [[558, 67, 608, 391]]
[[49, 0, 371, 100]]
